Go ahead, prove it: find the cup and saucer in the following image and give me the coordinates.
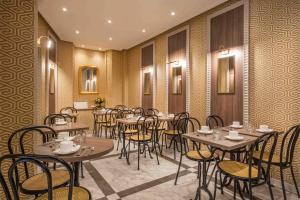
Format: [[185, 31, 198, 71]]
[[225, 130, 244, 141], [197, 126, 213, 134], [256, 125, 273, 133], [53, 140, 80, 155], [55, 132, 75, 142], [230, 121, 243, 129]]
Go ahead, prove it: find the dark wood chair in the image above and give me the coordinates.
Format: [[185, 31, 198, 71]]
[[60, 106, 78, 122], [0, 154, 91, 200], [206, 115, 224, 129], [7, 126, 70, 196], [44, 113, 72, 125]]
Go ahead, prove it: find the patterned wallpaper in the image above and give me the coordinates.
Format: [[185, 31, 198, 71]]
[[249, 0, 300, 183], [0, 0, 35, 196]]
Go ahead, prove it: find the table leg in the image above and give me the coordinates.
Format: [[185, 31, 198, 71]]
[[74, 162, 80, 186], [194, 161, 213, 200]]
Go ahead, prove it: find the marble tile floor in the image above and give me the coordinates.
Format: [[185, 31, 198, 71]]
[[79, 140, 299, 200]]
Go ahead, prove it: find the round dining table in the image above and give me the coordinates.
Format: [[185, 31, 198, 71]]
[[34, 137, 114, 186]]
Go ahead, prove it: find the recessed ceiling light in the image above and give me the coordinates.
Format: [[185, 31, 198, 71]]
[[171, 11, 175, 16], [142, 29, 146, 33], [81, 44, 85, 48], [75, 30, 80, 34], [62, 7, 67, 12], [107, 19, 112, 24], [98, 48, 102, 50], [109, 37, 112, 41]]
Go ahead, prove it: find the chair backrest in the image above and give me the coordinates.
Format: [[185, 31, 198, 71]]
[[60, 107, 77, 114], [114, 105, 127, 110], [206, 115, 224, 129], [8, 126, 57, 181], [248, 131, 279, 181], [146, 108, 159, 116], [0, 154, 74, 200], [132, 107, 145, 116], [169, 112, 189, 129], [44, 113, 72, 125], [104, 108, 118, 125], [136, 115, 158, 140], [280, 124, 300, 165]]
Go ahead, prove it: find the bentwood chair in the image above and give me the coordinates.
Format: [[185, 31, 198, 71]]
[[132, 107, 145, 116], [102, 109, 118, 138], [206, 115, 224, 129], [174, 117, 219, 186], [127, 115, 160, 170], [0, 154, 91, 200], [161, 112, 189, 159], [214, 131, 279, 200], [145, 108, 159, 115], [253, 125, 300, 200], [114, 105, 127, 110], [60, 107, 78, 122], [44, 113, 72, 126], [93, 107, 108, 137], [7, 126, 70, 196]]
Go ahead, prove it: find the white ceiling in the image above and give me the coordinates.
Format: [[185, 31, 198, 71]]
[[38, 0, 227, 50]]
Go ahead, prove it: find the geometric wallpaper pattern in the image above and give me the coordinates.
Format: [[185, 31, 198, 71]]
[[0, 0, 35, 191], [249, 0, 300, 183]]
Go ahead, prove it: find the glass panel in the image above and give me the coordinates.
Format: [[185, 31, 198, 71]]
[[80, 66, 98, 93], [172, 66, 182, 94], [143, 72, 151, 95], [217, 56, 235, 94]]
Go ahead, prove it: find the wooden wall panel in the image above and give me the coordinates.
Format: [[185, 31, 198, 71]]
[[210, 5, 244, 126], [141, 44, 154, 109], [168, 30, 187, 114]]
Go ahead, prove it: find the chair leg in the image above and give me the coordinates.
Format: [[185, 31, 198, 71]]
[[237, 180, 246, 200], [154, 143, 160, 165], [233, 180, 237, 199], [174, 153, 183, 185], [291, 165, 300, 197], [137, 142, 140, 170], [280, 167, 287, 200], [81, 162, 84, 178], [267, 178, 274, 200], [213, 170, 218, 200]]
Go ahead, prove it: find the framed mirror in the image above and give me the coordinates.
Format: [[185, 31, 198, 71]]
[[217, 56, 235, 94], [79, 65, 98, 94], [172, 66, 182, 94], [143, 72, 151, 95]]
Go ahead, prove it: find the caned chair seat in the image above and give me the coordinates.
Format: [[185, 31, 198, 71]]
[[186, 150, 218, 161], [125, 129, 138, 134], [36, 186, 90, 200], [253, 151, 281, 164], [164, 130, 178, 135], [103, 123, 116, 127], [130, 134, 151, 141], [21, 170, 69, 193], [218, 160, 258, 179]]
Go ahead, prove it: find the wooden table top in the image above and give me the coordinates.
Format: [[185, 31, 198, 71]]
[[183, 130, 259, 151], [34, 137, 114, 162], [44, 123, 89, 133], [221, 126, 265, 137]]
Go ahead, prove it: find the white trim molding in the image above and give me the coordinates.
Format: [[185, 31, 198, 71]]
[[166, 25, 190, 114], [206, 0, 249, 124]]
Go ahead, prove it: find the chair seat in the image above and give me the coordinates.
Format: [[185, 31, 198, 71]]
[[103, 123, 116, 127], [164, 130, 178, 135], [36, 186, 90, 200], [218, 160, 258, 179], [148, 127, 165, 131], [130, 134, 151, 141], [253, 151, 281, 164], [21, 170, 69, 193], [125, 129, 138, 134], [186, 150, 218, 161]]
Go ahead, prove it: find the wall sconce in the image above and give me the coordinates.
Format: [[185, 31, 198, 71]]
[[37, 36, 52, 49], [218, 45, 229, 56]]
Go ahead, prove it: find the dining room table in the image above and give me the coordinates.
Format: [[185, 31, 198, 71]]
[[183, 127, 267, 200], [43, 122, 89, 134], [34, 137, 114, 186]]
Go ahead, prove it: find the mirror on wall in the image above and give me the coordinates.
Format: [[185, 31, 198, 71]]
[[172, 66, 182, 94], [217, 56, 235, 94], [143, 72, 151, 95], [79, 66, 98, 94]]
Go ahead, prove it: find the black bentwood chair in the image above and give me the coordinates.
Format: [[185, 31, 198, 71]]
[[7, 126, 70, 196], [214, 131, 279, 200], [127, 115, 160, 170], [44, 113, 72, 126], [206, 115, 224, 129], [253, 124, 300, 200], [0, 154, 91, 200], [161, 112, 189, 159], [60, 107, 78, 122]]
